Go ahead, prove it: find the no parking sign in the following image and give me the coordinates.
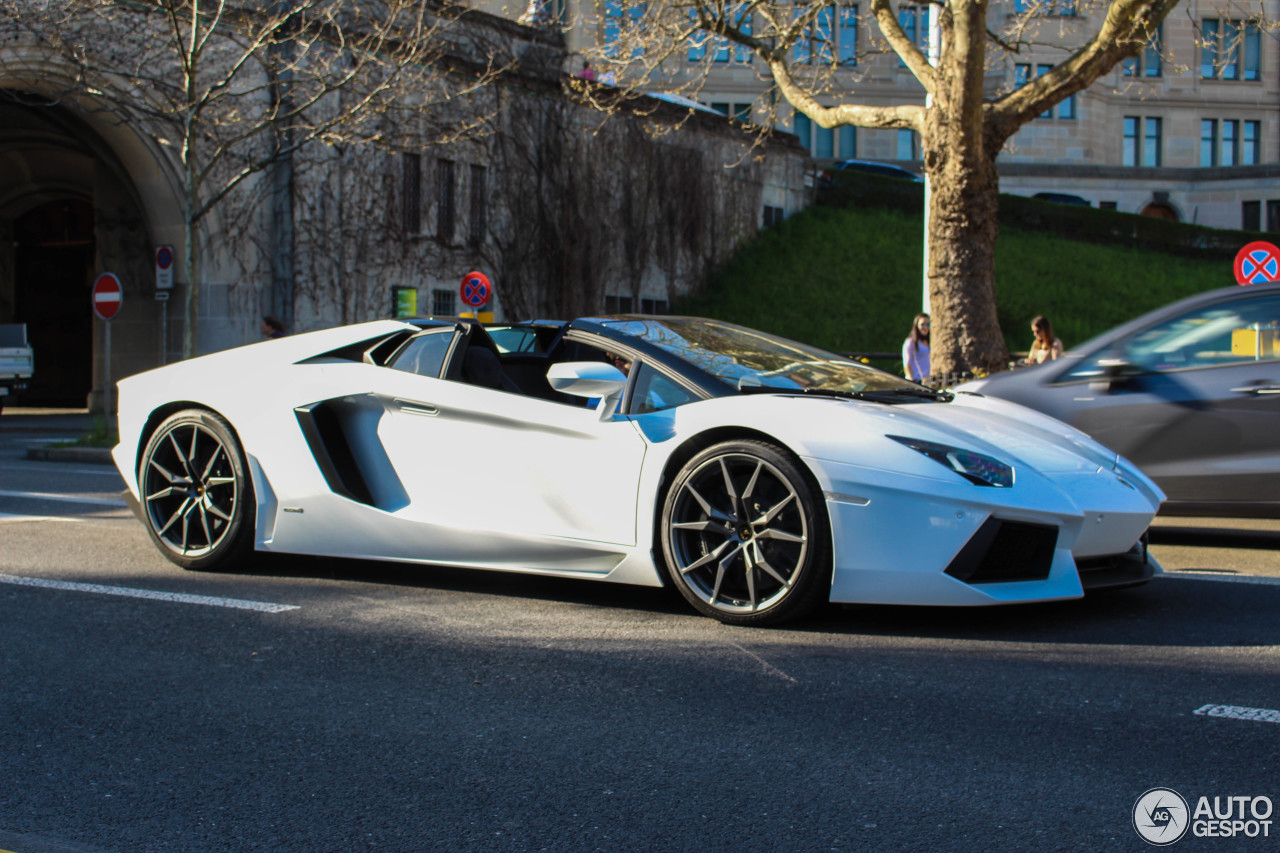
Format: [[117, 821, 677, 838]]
[[460, 271, 492, 308], [1234, 241, 1280, 285]]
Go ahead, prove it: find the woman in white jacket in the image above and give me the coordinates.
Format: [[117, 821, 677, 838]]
[[901, 313, 931, 382]]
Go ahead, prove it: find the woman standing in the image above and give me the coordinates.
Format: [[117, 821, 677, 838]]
[[901, 313, 931, 382], [1026, 315, 1063, 364]]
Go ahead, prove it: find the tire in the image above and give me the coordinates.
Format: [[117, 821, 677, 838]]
[[138, 409, 255, 571], [659, 439, 831, 626]]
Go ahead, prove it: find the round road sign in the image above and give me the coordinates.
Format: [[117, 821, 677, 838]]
[[1234, 241, 1280, 285], [92, 272, 123, 321], [460, 271, 492, 308]]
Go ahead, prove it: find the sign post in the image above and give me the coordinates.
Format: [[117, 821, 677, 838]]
[[92, 273, 122, 422], [155, 246, 174, 364]]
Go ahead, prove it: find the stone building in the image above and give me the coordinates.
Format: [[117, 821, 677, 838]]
[[0, 5, 807, 410], [493, 0, 1280, 229]]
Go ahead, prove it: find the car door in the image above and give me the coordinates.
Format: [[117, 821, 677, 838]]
[[1062, 291, 1280, 503], [367, 342, 649, 572]]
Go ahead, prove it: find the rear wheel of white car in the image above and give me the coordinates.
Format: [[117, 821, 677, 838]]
[[139, 409, 255, 571], [660, 440, 831, 626]]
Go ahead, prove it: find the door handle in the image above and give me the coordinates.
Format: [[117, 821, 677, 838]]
[[1230, 385, 1280, 395], [393, 398, 439, 416]]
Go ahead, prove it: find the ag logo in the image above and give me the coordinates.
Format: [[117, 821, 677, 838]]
[[1134, 788, 1190, 845]]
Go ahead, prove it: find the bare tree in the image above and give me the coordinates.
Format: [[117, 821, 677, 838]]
[[3, 0, 507, 357], [588, 0, 1181, 377]]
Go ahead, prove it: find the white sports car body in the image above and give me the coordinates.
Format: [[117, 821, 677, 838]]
[[114, 316, 1165, 625]]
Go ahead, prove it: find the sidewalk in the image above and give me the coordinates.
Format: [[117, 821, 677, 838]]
[[1, 406, 114, 464]]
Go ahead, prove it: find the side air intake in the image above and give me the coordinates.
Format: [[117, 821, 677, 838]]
[[945, 518, 1057, 584]]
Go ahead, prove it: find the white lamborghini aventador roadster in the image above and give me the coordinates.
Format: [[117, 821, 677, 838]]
[[113, 315, 1164, 625]]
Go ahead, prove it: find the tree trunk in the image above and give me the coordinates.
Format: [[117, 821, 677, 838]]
[[922, 0, 1009, 380]]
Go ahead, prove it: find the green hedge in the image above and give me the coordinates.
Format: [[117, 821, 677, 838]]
[[819, 171, 1266, 258]]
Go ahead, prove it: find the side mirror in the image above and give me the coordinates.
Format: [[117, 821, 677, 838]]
[[1090, 357, 1142, 391], [547, 362, 627, 420]]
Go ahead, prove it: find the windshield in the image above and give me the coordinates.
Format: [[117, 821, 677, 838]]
[[598, 317, 923, 394]]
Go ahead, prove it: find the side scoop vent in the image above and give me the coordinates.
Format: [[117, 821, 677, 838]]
[[294, 402, 375, 506]]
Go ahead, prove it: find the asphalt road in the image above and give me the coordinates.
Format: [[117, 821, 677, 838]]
[[2, 411, 1278, 852]]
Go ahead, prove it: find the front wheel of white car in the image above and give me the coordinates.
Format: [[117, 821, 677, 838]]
[[138, 409, 255, 571], [660, 440, 831, 626]]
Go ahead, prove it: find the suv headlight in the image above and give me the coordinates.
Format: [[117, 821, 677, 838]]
[[889, 435, 1014, 488]]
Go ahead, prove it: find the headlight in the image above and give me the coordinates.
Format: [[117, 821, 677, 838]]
[[889, 435, 1014, 488]]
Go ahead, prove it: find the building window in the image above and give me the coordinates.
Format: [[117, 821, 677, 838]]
[[1143, 117, 1162, 166], [1099, 201, 1118, 210], [710, 102, 752, 122], [1124, 116, 1161, 167], [762, 205, 784, 228], [1202, 119, 1258, 167], [898, 5, 929, 66], [793, 111, 811, 149], [605, 0, 645, 59], [815, 125, 834, 158], [1221, 120, 1238, 167], [1268, 200, 1280, 232], [689, 5, 753, 63], [1125, 118, 1163, 166], [794, 3, 856, 64], [401, 153, 421, 234], [1014, 0, 1075, 15], [897, 128, 918, 160], [838, 5, 859, 65], [1016, 64, 1074, 119], [432, 288, 455, 317], [1123, 23, 1163, 77], [1202, 19, 1262, 81], [469, 164, 486, 246], [839, 126, 856, 158], [436, 158, 455, 242], [1243, 201, 1261, 231], [1201, 119, 1218, 167], [640, 297, 668, 314], [605, 294, 634, 313], [1243, 121, 1261, 165]]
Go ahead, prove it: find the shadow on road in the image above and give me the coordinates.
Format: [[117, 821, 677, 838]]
[[215, 551, 1280, 650]]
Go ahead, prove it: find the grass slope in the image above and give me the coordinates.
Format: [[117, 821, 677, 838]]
[[675, 204, 1234, 359]]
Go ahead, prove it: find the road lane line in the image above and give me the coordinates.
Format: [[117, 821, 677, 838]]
[[0, 512, 83, 524], [0, 574, 299, 613], [0, 490, 126, 507], [1160, 572, 1280, 586], [1194, 704, 1280, 724]]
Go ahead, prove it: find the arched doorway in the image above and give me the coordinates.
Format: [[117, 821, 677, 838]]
[[1, 90, 161, 411], [13, 199, 95, 405], [1140, 202, 1179, 221]]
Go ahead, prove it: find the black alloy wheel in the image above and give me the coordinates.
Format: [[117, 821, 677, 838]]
[[660, 439, 831, 625], [139, 409, 255, 570]]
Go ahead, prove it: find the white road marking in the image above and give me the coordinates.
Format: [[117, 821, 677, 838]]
[[0, 490, 126, 507], [0, 512, 82, 524], [1194, 704, 1280, 724], [1160, 572, 1280, 587], [0, 574, 299, 613]]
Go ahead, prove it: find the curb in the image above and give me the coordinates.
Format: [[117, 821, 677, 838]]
[[26, 446, 115, 465]]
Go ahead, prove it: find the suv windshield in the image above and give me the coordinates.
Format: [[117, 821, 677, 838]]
[[599, 317, 923, 395]]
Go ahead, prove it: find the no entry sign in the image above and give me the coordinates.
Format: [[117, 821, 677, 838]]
[[1234, 241, 1280, 285], [92, 273, 123, 321], [460, 271, 492, 308]]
